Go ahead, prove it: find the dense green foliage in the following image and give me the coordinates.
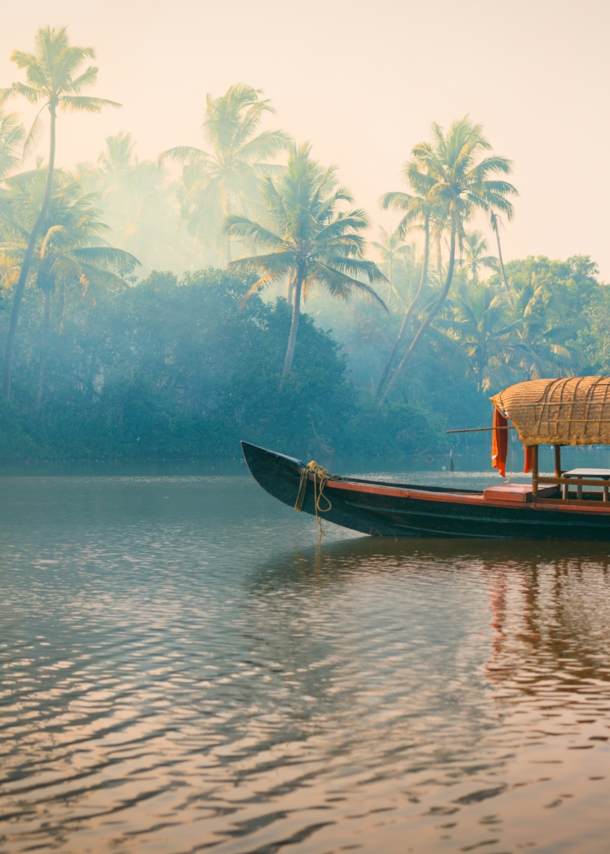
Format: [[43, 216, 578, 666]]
[[0, 269, 442, 460]]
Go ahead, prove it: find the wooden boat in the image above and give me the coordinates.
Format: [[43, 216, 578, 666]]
[[242, 377, 610, 540]]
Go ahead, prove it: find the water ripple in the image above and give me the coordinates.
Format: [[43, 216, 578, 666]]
[[1, 475, 610, 852]]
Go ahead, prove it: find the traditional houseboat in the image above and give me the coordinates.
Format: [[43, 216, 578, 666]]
[[242, 377, 610, 539]]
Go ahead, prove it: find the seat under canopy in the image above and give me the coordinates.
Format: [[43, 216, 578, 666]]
[[491, 377, 610, 447]]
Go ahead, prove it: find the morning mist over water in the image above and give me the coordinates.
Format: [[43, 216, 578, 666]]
[[2, 2, 610, 852]]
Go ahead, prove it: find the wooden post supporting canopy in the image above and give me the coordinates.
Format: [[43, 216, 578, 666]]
[[531, 445, 539, 498], [554, 444, 565, 498], [554, 444, 562, 479]]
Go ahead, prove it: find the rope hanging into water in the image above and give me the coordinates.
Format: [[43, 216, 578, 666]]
[[294, 460, 333, 535]]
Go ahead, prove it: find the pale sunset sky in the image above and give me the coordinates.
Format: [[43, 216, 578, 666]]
[[1, 0, 608, 274]]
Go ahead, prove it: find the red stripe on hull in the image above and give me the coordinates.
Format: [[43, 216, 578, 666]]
[[322, 477, 610, 515]]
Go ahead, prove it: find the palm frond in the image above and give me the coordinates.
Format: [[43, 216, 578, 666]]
[[0, 82, 42, 105], [312, 261, 388, 310], [229, 251, 295, 279], [70, 246, 140, 272], [158, 145, 208, 168], [23, 106, 46, 159], [60, 96, 121, 113], [224, 214, 284, 249], [64, 66, 98, 94], [236, 129, 292, 162]]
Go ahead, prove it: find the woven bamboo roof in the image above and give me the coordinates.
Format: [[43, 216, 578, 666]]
[[491, 377, 610, 446]]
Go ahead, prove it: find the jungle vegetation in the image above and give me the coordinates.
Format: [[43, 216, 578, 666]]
[[0, 25, 609, 462]]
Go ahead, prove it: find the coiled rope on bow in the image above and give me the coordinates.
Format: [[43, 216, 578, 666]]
[[294, 460, 334, 535]]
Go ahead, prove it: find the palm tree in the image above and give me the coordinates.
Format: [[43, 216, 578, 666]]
[[462, 230, 497, 284], [225, 143, 387, 383], [439, 279, 512, 390], [159, 84, 291, 263], [371, 225, 411, 306], [375, 191, 440, 398], [0, 169, 139, 408], [499, 275, 574, 380], [79, 132, 193, 274], [0, 25, 120, 399], [489, 210, 514, 303], [377, 117, 517, 407]]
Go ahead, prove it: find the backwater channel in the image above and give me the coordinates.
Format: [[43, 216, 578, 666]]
[[2, 448, 610, 853]]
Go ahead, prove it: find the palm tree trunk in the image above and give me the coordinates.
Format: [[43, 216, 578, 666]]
[[492, 213, 513, 306], [3, 105, 56, 400], [222, 191, 232, 265], [287, 274, 295, 306], [58, 281, 66, 335], [376, 216, 429, 399], [378, 213, 457, 408], [436, 231, 443, 286], [35, 288, 51, 412], [280, 269, 303, 386]]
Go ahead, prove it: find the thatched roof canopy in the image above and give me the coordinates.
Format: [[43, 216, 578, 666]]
[[491, 377, 610, 446]]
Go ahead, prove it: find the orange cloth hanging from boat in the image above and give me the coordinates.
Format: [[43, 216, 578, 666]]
[[491, 409, 508, 477], [523, 445, 533, 474]]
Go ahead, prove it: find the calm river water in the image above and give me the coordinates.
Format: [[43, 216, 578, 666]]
[[2, 465, 610, 853]]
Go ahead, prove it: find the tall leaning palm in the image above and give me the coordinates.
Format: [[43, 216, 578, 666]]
[[371, 224, 409, 306], [0, 26, 120, 399], [225, 143, 387, 384], [489, 210, 514, 303], [376, 190, 436, 398], [160, 84, 291, 263], [377, 117, 517, 407]]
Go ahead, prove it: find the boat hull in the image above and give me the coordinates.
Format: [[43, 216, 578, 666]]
[[241, 441, 610, 540]]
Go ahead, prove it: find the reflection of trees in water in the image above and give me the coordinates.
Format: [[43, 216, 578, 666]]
[[246, 538, 610, 715], [241, 536, 501, 778], [243, 536, 502, 728], [487, 551, 610, 706], [225, 537, 610, 806], [242, 538, 392, 723]]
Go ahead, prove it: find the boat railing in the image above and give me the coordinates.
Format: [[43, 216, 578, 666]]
[[535, 469, 610, 504]]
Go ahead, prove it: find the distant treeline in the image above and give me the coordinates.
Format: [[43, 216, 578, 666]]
[[1, 27, 609, 463], [2, 256, 607, 463], [0, 270, 445, 461]]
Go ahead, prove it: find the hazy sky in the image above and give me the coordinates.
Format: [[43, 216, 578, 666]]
[[2, 0, 609, 275]]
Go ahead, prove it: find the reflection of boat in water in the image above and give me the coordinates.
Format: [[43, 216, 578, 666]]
[[242, 377, 610, 540]]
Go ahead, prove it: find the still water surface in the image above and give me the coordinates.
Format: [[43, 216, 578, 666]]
[[2, 468, 610, 853]]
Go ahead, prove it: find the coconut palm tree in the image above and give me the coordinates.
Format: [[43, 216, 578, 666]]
[[499, 275, 574, 380], [0, 168, 139, 407], [439, 280, 512, 390], [375, 190, 437, 398], [0, 25, 120, 399], [159, 84, 291, 263], [489, 210, 514, 303], [371, 224, 411, 307], [79, 132, 194, 274], [377, 117, 518, 407], [225, 143, 387, 383], [462, 230, 497, 284]]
